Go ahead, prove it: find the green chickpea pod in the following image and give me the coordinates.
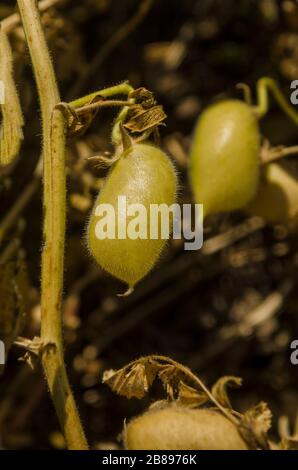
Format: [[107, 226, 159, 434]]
[[247, 162, 298, 228], [190, 99, 260, 216], [88, 142, 177, 292], [190, 78, 298, 218]]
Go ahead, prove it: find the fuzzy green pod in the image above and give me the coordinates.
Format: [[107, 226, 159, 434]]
[[88, 142, 177, 290], [190, 100, 260, 217], [246, 163, 298, 227], [125, 405, 248, 450]]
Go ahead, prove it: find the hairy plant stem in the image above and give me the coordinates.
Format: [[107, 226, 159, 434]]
[[69, 82, 133, 108], [261, 144, 298, 165], [17, 0, 88, 450]]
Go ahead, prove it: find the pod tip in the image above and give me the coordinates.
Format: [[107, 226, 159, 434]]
[[117, 286, 134, 297]]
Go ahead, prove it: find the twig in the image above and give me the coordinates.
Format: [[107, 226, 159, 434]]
[[0, 238, 20, 264], [261, 143, 298, 165], [201, 217, 265, 255], [17, 0, 88, 450], [0, 175, 40, 245], [222, 278, 293, 338], [1, 0, 62, 33], [68, 0, 155, 100], [69, 82, 133, 109], [75, 99, 133, 114]]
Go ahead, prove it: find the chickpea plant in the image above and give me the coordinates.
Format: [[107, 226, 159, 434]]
[[0, 0, 177, 450], [84, 87, 177, 294], [2, 0, 298, 452]]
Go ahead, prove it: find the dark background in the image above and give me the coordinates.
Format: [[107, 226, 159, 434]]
[[1, 0, 298, 449]]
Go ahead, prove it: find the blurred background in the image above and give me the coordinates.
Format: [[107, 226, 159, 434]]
[[1, 0, 298, 449]]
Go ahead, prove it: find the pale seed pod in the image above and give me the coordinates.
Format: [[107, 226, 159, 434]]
[[88, 142, 177, 291], [125, 404, 248, 450], [246, 163, 298, 227], [189, 100, 260, 217]]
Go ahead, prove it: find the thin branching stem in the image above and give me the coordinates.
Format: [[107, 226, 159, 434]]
[[2, 0, 61, 33], [0, 176, 40, 245], [261, 144, 298, 165], [255, 77, 298, 126], [69, 82, 134, 108], [67, 0, 155, 99], [75, 99, 133, 114]]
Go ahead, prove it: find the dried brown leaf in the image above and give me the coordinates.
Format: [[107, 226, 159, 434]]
[[157, 364, 183, 399], [239, 402, 272, 449], [211, 375, 242, 409], [177, 380, 209, 407], [124, 105, 166, 133], [103, 360, 159, 399], [129, 87, 156, 108]]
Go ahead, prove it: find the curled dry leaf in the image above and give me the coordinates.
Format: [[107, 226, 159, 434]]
[[177, 381, 209, 407], [0, 28, 24, 166], [124, 105, 166, 133], [128, 87, 156, 108], [55, 98, 102, 137], [157, 364, 183, 400], [239, 401, 272, 449], [87, 153, 120, 170], [103, 360, 160, 399], [211, 375, 242, 409], [124, 86, 166, 134]]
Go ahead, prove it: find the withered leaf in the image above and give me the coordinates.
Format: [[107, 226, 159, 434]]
[[211, 375, 242, 409], [157, 364, 183, 400], [103, 360, 159, 399], [177, 380, 209, 407], [239, 402, 272, 450], [124, 105, 166, 133], [0, 29, 24, 166], [56, 95, 104, 136], [129, 87, 156, 108]]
